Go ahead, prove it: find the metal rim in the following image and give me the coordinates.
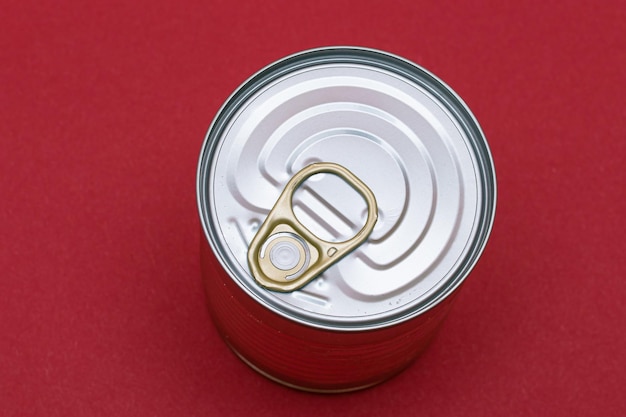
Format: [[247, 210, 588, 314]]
[[197, 46, 496, 330]]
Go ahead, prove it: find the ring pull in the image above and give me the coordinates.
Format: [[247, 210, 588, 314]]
[[247, 162, 378, 292]]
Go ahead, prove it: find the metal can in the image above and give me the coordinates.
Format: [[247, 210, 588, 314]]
[[197, 47, 496, 392]]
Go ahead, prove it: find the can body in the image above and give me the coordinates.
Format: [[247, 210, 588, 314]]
[[197, 47, 496, 392], [201, 243, 457, 392]]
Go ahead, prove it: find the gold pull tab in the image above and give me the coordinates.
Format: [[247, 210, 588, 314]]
[[247, 162, 378, 292]]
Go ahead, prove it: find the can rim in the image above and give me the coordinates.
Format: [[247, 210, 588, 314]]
[[197, 46, 496, 331]]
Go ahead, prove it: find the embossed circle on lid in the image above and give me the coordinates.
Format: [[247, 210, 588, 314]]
[[197, 47, 496, 330]]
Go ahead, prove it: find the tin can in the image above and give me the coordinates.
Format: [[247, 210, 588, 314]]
[[197, 47, 496, 392]]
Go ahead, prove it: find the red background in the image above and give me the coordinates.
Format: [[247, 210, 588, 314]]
[[1, 1, 624, 416]]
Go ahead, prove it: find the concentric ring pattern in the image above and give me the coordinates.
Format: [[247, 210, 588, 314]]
[[201, 52, 493, 328]]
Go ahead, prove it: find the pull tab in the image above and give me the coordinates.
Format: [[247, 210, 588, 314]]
[[247, 162, 378, 292]]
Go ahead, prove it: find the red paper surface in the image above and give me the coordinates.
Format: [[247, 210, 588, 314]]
[[1, 1, 624, 416]]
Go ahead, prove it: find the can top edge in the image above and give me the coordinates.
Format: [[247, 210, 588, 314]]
[[197, 47, 496, 331]]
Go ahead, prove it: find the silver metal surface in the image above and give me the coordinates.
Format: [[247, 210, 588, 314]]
[[197, 47, 496, 330]]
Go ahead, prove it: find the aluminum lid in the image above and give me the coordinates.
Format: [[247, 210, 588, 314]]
[[197, 47, 496, 330]]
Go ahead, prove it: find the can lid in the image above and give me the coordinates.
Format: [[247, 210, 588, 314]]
[[197, 47, 496, 330]]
